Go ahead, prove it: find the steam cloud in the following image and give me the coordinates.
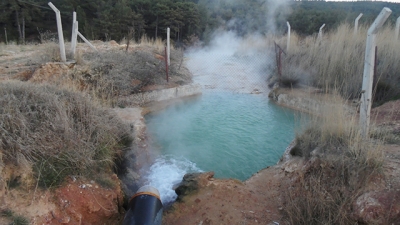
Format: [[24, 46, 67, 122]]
[[142, 0, 292, 202], [199, 0, 291, 35]]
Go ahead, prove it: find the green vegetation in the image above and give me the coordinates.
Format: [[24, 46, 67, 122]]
[[2, 1, 400, 44], [0, 81, 132, 188], [1, 0, 205, 44], [288, 1, 400, 36]]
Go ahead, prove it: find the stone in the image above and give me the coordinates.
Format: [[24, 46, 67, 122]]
[[352, 191, 400, 224], [175, 172, 215, 201]]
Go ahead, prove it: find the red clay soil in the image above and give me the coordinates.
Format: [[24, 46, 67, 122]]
[[163, 168, 285, 225], [36, 175, 124, 225], [0, 175, 125, 225]]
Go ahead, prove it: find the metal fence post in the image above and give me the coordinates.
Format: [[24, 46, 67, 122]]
[[287, 21, 291, 51], [167, 28, 170, 66]]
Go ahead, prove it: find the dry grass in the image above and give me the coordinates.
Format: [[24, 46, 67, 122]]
[[0, 81, 131, 188], [283, 156, 375, 225], [278, 23, 400, 104], [139, 35, 167, 53], [284, 97, 385, 224], [292, 99, 383, 166], [36, 43, 62, 63], [71, 44, 189, 107], [81, 49, 167, 100], [274, 24, 400, 223]]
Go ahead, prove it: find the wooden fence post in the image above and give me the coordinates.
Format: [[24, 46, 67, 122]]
[[360, 7, 392, 138], [354, 13, 363, 35], [287, 21, 291, 51], [48, 2, 66, 62]]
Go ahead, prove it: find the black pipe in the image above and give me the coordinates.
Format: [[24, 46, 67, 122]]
[[123, 185, 163, 225]]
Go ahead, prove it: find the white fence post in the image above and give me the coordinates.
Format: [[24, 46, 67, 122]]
[[360, 7, 392, 138], [318, 24, 325, 40], [354, 13, 363, 35], [77, 31, 97, 51], [395, 16, 400, 40], [287, 21, 291, 51], [73, 21, 78, 51], [48, 2, 66, 62], [167, 27, 170, 66], [70, 11, 77, 57]]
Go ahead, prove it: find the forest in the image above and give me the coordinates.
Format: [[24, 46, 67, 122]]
[[1, 0, 400, 45]]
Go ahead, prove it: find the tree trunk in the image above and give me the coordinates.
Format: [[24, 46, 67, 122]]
[[22, 16, 25, 44], [16, 10, 22, 43], [155, 15, 158, 39], [4, 27, 8, 45]]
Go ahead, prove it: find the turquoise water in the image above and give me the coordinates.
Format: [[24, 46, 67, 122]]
[[145, 91, 299, 183]]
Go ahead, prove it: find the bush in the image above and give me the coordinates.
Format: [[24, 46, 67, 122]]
[[285, 98, 385, 224], [0, 81, 131, 188], [283, 156, 376, 225], [83, 50, 166, 96]]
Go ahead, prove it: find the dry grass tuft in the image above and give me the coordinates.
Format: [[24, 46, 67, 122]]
[[139, 35, 166, 53], [81, 49, 166, 98], [0, 81, 132, 188], [292, 96, 383, 165], [285, 97, 385, 224], [283, 155, 376, 225], [38, 43, 62, 63]]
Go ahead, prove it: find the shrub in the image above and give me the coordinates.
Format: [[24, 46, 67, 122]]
[[285, 97, 385, 224], [283, 156, 376, 225], [0, 81, 131, 188]]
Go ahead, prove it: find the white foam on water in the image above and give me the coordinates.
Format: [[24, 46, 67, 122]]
[[143, 155, 202, 205]]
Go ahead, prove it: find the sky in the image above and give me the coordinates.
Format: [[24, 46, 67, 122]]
[[325, 0, 400, 2]]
